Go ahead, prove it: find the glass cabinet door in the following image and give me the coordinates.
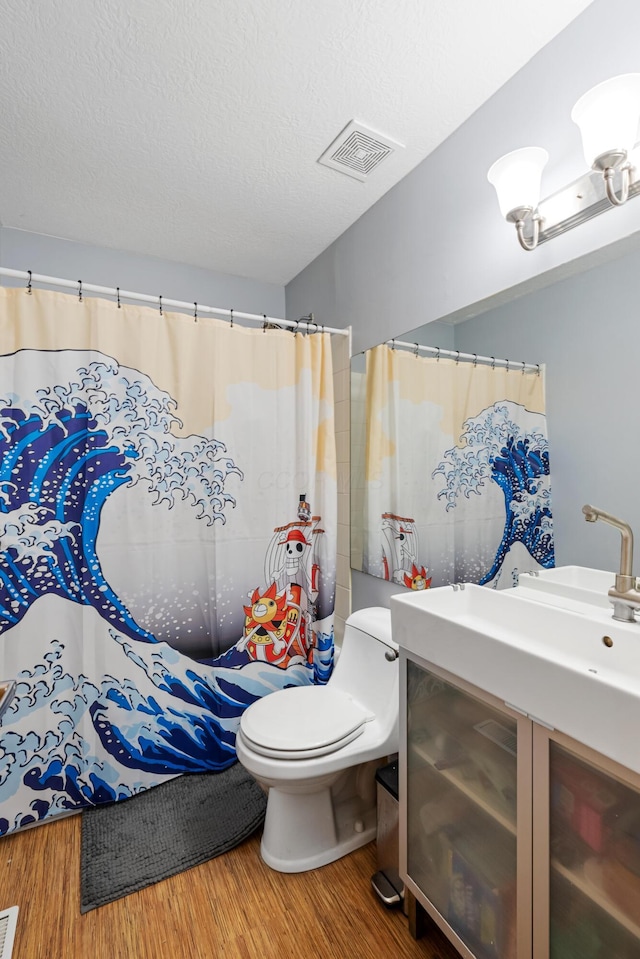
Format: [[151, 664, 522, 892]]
[[547, 742, 640, 959], [406, 660, 521, 959]]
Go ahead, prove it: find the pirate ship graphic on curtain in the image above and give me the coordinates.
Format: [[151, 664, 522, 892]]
[[237, 495, 325, 668], [380, 512, 431, 590]]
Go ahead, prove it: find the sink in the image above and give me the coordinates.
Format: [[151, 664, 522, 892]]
[[515, 565, 614, 613], [391, 583, 640, 773]]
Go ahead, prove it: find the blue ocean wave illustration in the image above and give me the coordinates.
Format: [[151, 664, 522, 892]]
[[0, 349, 332, 835], [433, 401, 554, 584], [0, 612, 315, 834], [0, 351, 242, 642]]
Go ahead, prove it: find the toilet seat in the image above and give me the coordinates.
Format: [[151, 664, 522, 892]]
[[240, 685, 374, 760]]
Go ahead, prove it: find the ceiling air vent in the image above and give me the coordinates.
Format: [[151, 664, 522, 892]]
[[318, 120, 404, 182]]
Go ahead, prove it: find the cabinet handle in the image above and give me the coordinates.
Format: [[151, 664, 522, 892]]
[[529, 713, 555, 731], [505, 702, 555, 730], [504, 701, 528, 716]]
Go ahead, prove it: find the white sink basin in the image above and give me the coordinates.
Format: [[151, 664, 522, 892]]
[[515, 565, 614, 613], [391, 584, 640, 773]]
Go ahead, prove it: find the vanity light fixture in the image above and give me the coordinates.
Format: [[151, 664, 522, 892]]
[[488, 74, 640, 251]]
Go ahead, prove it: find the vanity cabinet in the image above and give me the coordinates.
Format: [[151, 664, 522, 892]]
[[400, 651, 640, 959]]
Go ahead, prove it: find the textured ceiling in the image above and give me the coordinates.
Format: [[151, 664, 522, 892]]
[[0, 0, 593, 285]]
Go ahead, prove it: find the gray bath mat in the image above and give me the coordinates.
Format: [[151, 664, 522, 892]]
[[80, 764, 266, 913]]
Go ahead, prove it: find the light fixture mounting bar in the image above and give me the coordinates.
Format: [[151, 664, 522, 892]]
[[518, 165, 640, 246]]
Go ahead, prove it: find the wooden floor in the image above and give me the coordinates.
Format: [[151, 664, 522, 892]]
[[0, 812, 460, 959]]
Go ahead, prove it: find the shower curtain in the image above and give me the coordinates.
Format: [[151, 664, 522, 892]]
[[0, 286, 336, 834], [362, 344, 553, 589]]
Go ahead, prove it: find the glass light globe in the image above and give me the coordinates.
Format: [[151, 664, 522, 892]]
[[487, 147, 549, 220], [572, 74, 640, 169]]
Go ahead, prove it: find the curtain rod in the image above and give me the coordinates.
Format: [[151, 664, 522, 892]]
[[384, 338, 540, 373], [0, 268, 350, 337]]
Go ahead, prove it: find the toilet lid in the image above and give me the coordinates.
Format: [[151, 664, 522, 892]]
[[240, 686, 373, 758]]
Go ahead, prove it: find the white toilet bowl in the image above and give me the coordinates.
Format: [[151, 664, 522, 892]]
[[235, 607, 397, 873]]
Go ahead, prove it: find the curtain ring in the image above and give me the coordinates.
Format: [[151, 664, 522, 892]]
[[159, 295, 163, 316], [473, 353, 478, 368], [455, 350, 460, 365], [436, 347, 440, 362], [391, 338, 395, 351], [230, 308, 234, 328], [491, 356, 496, 370], [78, 280, 83, 302], [263, 313, 267, 332], [26, 270, 32, 295], [293, 318, 300, 336], [505, 359, 510, 373], [414, 342, 419, 358], [116, 286, 121, 309], [306, 316, 312, 334], [194, 302, 198, 322], [536, 363, 541, 376], [521, 360, 526, 374]]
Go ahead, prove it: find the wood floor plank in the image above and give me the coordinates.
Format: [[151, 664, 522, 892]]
[[0, 812, 460, 958]]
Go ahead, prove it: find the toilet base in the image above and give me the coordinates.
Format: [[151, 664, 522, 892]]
[[258, 761, 380, 873]]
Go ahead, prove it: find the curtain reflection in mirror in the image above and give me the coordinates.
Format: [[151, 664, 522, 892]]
[[352, 344, 554, 590]]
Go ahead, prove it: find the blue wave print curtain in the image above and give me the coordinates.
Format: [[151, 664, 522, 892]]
[[0, 287, 336, 834], [361, 344, 553, 589]]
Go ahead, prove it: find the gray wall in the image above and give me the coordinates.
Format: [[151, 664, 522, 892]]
[[455, 248, 640, 576], [0, 227, 285, 317], [285, 0, 640, 611]]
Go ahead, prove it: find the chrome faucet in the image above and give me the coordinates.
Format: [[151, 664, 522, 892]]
[[582, 504, 640, 622]]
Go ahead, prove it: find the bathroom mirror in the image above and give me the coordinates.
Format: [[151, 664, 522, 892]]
[[350, 241, 640, 591]]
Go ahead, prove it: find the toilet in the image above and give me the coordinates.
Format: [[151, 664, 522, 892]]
[[235, 607, 397, 873]]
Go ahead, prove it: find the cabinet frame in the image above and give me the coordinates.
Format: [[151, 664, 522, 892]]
[[400, 650, 533, 959]]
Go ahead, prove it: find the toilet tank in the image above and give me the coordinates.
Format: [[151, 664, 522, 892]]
[[330, 607, 397, 728]]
